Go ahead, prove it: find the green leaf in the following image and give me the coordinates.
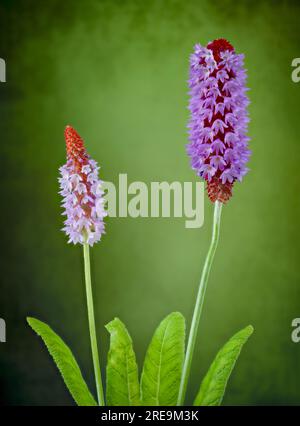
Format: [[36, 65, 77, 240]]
[[27, 317, 97, 406], [105, 318, 140, 406], [141, 312, 185, 406], [193, 325, 254, 406]]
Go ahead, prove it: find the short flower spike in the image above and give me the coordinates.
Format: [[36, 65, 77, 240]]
[[187, 39, 250, 202], [59, 126, 106, 246]]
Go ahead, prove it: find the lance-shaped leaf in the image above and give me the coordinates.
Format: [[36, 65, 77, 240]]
[[27, 317, 97, 406], [105, 318, 140, 406], [141, 312, 185, 406], [194, 325, 254, 406]]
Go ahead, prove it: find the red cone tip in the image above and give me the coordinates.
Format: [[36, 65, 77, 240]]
[[207, 38, 234, 62], [64, 125, 86, 160]]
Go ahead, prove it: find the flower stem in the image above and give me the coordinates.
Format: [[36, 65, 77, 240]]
[[83, 243, 105, 406], [177, 200, 223, 406]]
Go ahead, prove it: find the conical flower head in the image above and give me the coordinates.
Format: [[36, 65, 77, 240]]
[[59, 126, 107, 246], [187, 39, 251, 202]]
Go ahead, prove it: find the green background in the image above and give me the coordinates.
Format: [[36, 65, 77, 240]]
[[1, 0, 300, 405]]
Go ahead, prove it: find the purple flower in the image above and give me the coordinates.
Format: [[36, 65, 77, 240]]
[[187, 38, 251, 203], [59, 126, 107, 246]]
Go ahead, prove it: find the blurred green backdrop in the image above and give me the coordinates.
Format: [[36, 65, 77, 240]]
[[1, 0, 300, 405]]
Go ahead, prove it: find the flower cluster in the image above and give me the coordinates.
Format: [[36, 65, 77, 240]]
[[59, 126, 106, 246], [187, 39, 250, 202]]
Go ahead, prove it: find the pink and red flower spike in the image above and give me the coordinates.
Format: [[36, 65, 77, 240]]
[[187, 39, 251, 202], [59, 126, 106, 246]]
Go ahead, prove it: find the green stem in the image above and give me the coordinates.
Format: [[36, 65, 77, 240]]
[[83, 243, 105, 406], [177, 200, 223, 406]]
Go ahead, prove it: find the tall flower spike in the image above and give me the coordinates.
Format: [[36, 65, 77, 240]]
[[187, 39, 250, 202], [59, 126, 107, 246]]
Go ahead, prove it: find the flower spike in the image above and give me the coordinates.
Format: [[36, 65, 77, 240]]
[[59, 126, 107, 246], [187, 38, 250, 202]]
